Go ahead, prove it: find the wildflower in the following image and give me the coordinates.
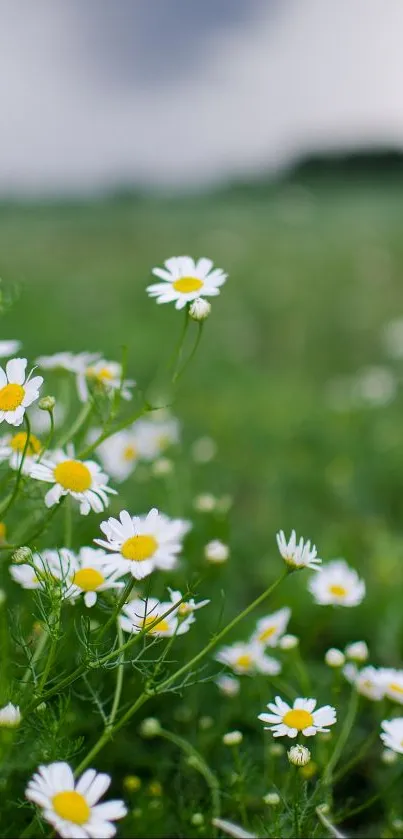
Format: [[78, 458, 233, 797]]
[[0, 340, 21, 358], [251, 607, 291, 648], [263, 792, 280, 806], [120, 597, 191, 638], [191, 436, 217, 463], [205, 539, 229, 563], [378, 668, 403, 705], [30, 445, 116, 515], [216, 642, 281, 676], [343, 664, 384, 700], [152, 457, 173, 476], [381, 748, 398, 765], [25, 761, 127, 838], [345, 641, 369, 662], [147, 256, 227, 310], [215, 675, 241, 697], [380, 718, 403, 754], [38, 395, 56, 411], [189, 298, 211, 321], [95, 508, 191, 580], [134, 415, 180, 458], [325, 648, 345, 668], [36, 351, 100, 373], [123, 775, 142, 792], [167, 587, 210, 619], [193, 493, 217, 512], [0, 703, 21, 727], [62, 547, 126, 608], [258, 696, 336, 738], [279, 634, 299, 650], [309, 560, 365, 606], [77, 358, 135, 403], [11, 545, 32, 564], [10, 549, 71, 592], [0, 358, 43, 427], [223, 731, 243, 746], [139, 718, 162, 738], [288, 745, 311, 766], [276, 529, 321, 571], [0, 429, 42, 473]]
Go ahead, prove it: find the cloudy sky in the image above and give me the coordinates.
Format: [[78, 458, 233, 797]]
[[1, 0, 402, 194]]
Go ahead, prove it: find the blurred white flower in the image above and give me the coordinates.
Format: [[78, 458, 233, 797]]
[[279, 634, 299, 650], [0, 703, 21, 727], [222, 730, 243, 746], [0, 340, 21, 358], [0, 429, 42, 473], [382, 317, 403, 359], [353, 366, 396, 407], [205, 539, 229, 563], [345, 641, 369, 663], [77, 358, 135, 403], [344, 664, 384, 701], [378, 668, 403, 705], [194, 493, 217, 512], [215, 675, 240, 697], [216, 642, 281, 676], [251, 607, 291, 648], [120, 597, 191, 638], [191, 436, 217, 463], [309, 560, 365, 607], [325, 648, 345, 668], [380, 718, 403, 755]]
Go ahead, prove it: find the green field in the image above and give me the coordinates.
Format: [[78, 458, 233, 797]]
[[1, 174, 403, 836]]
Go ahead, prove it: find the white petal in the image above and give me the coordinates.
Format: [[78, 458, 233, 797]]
[[6, 357, 27, 384]]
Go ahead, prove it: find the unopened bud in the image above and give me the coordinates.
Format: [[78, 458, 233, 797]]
[[12, 546, 32, 565], [152, 457, 173, 477], [38, 396, 56, 412], [325, 648, 345, 668], [345, 641, 369, 663], [124, 775, 142, 792], [279, 634, 299, 650], [263, 792, 280, 806], [139, 717, 161, 738], [222, 730, 243, 746], [205, 540, 229, 564], [189, 298, 211, 321], [288, 745, 311, 766], [191, 813, 204, 826]]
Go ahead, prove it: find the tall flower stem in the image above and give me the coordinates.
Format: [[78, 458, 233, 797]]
[[0, 414, 31, 518]]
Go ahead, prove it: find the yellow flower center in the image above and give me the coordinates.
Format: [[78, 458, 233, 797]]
[[0, 383, 25, 411], [389, 682, 403, 695], [143, 615, 170, 634], [121, 534, 158, 562], [123, 444, 137, 462], [54, 460, 92, 492], [10, 431, 41, 455], [178, 602, 191, 617], [283, 709, 314, 730], [52, 790, 90, 825], [236, 654, 253, 670], [73, 568, 105, 591], [329, 584, 347, 597], [89, 366, 113, 382], [259, 626, 276, 642], [0, 522, 6, 543], [173, 276, 203, 294]]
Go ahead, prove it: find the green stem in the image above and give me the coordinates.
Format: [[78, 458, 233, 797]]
[[96, 577, 136, 642], [159, 728, 220, 821], [323, 687, 359, 785], [171, 309, 190, 382], [78, 405, 149, 460], [20, 629, 48, 689], [64, 496, 72, 548], [108, 623, 124, 727], [37, 409, 55, 462], [234, 745, 248, 827], [57, 401, 93, 450], [172, 322, 203, 384], [0, 414, 31, 518]]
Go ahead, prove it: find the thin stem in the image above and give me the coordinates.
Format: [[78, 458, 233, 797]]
[[37, 409, 55, 462], [159, 728, 220, 821], [57, 401, 93, 450], [20, 629, 48, 689], [96, 577, 136, 642], [36, 611, 61, 696], [234, 745, 248, 827], [0, 414, 31, 518], [172, 322, 203, 384], [108, 623, 124, 727], [171, 308, 190, 382], [323, 687, 359, 785], [64, 496, 72, 548], [78, 405, 149, 460]]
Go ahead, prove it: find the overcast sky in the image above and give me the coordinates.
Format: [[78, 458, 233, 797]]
[[1, 0, 403, 194]]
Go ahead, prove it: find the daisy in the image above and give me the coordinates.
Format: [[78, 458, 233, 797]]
[[120, 597, 190, 638], [309, 559, 365, 606], [36, 351, 100, 373], [76, 358, 135, 404], [343, 664, 384, 700], [0, 358, 43, 427], [276, 530, 321, 571], [251, 607, 291, 648], [61, 547, 126, 608], [380, 718, 403, 755], [258, 696, 336, 738], [216, 642, 281, 676], [25, 761, 127, 838], [0, 429, 42, 473], [30, 445, 116, 515], [216, 675, 241, 697], [10, 548, 71, 593], [147, 256, 227, 310], [133, 415, 180, 459], [378, 668, 403, 705], [94, 508, 191, 580], [94, 429, 141, 482], [0, 340, 21, 358], [167, 587, 210, 620]]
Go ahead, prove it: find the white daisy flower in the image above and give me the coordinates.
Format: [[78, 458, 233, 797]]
[[10, 548, 71, 594], [134, 416, 180, 459], [276, 529, 321, 571], [343, 664, 384, 701], [0, 358, 43, 427], [36, 351, 100, 373], [77, 358, 135, 404], [94, 508, 191, 580], [216, 642, 281, 676], [309, 559, 365, 606], [120, 597, 190, 637], [216, 675, 241, 697], [378, 668, 403, 705], [0, 340, 21, 358], [30, 445, 116, 515], [0, 702, 21, 727], [25, 761, 127, 838], [258, 696, 336, 738], [167, 587, 210, 621], [380, 718, 403, 755], [147, 256, 227, 310], [94, 429, 141, 482], [61, 547, 126, 608], [0, 429, 42, 473], [251, 607, 291, 648]]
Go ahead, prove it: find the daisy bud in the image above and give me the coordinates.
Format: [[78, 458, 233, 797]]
[[279, 634, 299, 650], [381, 748, 398, 765], [152, 457, 173, 477], [139, 717, 161, 738], [189, 298, 211, 321], [345, 641, 369, 663], [0, 703, 21, 727], [223, 730, 243, 746], [193, 493, 217, 512], [263, 792, 280, 806], [205, 539, 230, 563], [325, 648, 345, 668], [38, 395, 56, 411], [12, 546, 32, 565], [191, 813, 204, 826], [288, 745, 311, 767], [124, 775, 142, 792]]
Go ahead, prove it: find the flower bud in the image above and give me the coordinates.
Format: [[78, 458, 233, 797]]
[[345, 641, 369, 663], [288, 745, 311, 766], [216, 675, 240, 697], [191, 813, 204, 826], [204, 539, 229, 563], [193, 493, 216, 512], [189, 298, 211, 321], [12, 546, 32, 565], [325, 648, 345, 668], [263, 792, 280, 806], [124, 775, 142, 792], [0, 703, 21, 727], [139, 717, 161, 738], [152, 457, 173, 477], [38, 395, 56, 411], [279, 634, 299, 650], [222, 730, 243, 746]]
